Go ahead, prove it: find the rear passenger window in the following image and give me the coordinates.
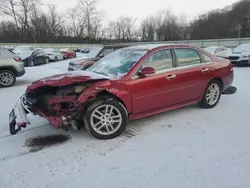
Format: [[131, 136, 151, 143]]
[[201, 53, 212, 63], [142, 49, 173, 72], [175, 48, 201, 67]]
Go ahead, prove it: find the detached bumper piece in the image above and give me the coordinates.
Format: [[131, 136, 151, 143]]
[[9, 96, 30, 135]]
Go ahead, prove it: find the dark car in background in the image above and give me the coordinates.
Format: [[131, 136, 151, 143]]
[[74, 48, 91, 54], [68, 44, 132, 71], [22, 50, 50, 67]]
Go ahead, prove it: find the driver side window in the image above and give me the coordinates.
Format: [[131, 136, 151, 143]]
[[142, 49, 173, 72]]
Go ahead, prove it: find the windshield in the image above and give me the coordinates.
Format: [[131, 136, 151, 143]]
[[43, 49, 54, 53], [14, 46, 31, 51], [86, 47, 103, 58], [87, 48, 148, 78], [234, 44, 250, 52], [204, 47, 218, 53]]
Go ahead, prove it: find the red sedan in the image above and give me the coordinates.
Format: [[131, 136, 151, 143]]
[[59, 48, 76, 59], [9, 44, 234, 139]]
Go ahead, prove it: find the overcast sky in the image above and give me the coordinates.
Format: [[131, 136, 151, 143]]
[[43, 0, 239, 22]]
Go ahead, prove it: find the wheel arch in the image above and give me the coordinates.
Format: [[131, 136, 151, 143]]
[[95, 90, 127, 111], [0, 66, 17, 76], [210, 77, 224, 90], [199, 77, 224, 102]]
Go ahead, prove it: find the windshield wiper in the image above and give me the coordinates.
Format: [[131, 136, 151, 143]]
[[92, 71, 109, 76]]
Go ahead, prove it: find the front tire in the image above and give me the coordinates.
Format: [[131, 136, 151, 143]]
[[0, 70, 16, 87], [199, 80, 222, 108], [29, 60, 34, 67], [84, 98, 128, 139]]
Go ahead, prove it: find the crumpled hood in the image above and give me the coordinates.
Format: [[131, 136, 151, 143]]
[[27, 71, 110, 91]]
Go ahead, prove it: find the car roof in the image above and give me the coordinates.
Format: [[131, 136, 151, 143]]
[[16, 45, 33, 47], [123, 43, 194, 50]]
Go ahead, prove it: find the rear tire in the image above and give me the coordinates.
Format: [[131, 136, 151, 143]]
[[0, 70, 16, 87], [84, 98, 128, 139], [54, 56, 58, 62], [198, 80, 222, 109]]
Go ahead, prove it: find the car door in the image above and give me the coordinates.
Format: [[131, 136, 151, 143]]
[[35, 50, 46, 64], [174, 48, 212, 103], [129, 48, 179, 114]]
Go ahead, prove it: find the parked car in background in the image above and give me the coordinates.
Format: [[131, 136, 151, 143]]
[[204, 46, 231, 57], [74, 48, 90, 53], [2, 45, 15, 51], [42, 48, 64, 61], [224, 44, 250, 66], [13, 45, 36, 60], [22, 49, 49, 67], [10, 44, 234, 139], [59, 48, 76, 59], [68, 44, 132, 71], [80, 48, 91, 54], [74, 48, 81, 53], [0, 47, 25, 87]]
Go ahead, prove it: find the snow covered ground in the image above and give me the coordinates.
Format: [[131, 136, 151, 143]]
[[0, 60, 250, 188]]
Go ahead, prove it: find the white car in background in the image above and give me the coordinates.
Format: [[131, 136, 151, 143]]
[[13, 45, 36, 59], [225, 44, 250, 66], [204, 46, 232, 57], [42, 48, 64, 61]]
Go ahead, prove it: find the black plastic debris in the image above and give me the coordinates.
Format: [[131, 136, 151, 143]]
[[222, 86, 237, 95]]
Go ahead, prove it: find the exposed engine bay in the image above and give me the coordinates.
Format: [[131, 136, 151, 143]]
[[24, 82, 92, 131]]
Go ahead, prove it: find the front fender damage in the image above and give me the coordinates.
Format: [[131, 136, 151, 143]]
[[77, 81, 121, 104], [9, 79, 125, 135]]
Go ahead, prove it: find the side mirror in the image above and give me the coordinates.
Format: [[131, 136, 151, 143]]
[[99, 53, 105, 58], [138, 67, 155, 77]]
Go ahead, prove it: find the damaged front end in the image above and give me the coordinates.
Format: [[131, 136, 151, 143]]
[[9, 71, 109, 135]]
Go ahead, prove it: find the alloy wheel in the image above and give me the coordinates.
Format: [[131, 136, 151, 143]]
[[90, 104, 122, 136], [0, 71, 15, 86], [206, 83, 220, 105]]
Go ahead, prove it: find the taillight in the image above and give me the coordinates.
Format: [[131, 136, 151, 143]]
[[13, 57, 21, 62]]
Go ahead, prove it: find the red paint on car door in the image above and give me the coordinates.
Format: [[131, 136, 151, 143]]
[[176, 65, 211, 103], [127, 69, 178, 114], [173, 48, 213, 103]]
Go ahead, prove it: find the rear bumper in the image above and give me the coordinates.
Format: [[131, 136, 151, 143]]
[[16, 70, 25, 77], [222, 70, 234, 92]]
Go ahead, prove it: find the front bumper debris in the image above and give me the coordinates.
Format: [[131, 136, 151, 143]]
[[9, 95, 30, 135]]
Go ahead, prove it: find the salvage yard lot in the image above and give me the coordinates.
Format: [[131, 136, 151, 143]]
[[0, 60, 250, 188]]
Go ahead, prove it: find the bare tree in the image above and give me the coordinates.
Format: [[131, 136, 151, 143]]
[[79, 0, 103, 41], [17, 0, 40, 42], [46, 5, 63, 37], [0, 0, 20, 42]]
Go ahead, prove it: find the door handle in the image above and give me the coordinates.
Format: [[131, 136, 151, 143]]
[[166, 75, 176, 80], [201, 68, 209, 73]]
